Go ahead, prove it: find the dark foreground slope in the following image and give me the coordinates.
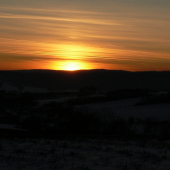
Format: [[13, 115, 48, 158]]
[[0, 69, 170, 91]]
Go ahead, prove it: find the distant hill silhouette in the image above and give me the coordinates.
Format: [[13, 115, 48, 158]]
[[0, 69, 170, 91]]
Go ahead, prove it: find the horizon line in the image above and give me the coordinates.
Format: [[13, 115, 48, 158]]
[[0, 69, 170, 72]]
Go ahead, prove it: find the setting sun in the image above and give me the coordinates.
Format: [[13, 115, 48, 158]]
[[62, 61, 80, 71], [52, 60, 92, 71], [45, 43, 103, 71]]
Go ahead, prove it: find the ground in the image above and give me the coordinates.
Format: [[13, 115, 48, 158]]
[[0, 138, 170, 170]]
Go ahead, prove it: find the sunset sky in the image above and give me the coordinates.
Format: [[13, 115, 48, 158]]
[[0, 0, 170, 71]]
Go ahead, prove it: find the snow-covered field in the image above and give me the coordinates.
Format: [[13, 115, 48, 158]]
[[37, 97, 76, 107], [77, 98, 170, 120], [0, 82, 47, 93], [0, 124, 28, 131], [0, 138, 170, 170]]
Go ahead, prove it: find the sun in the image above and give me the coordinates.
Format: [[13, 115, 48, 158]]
[[63, 61, 80, 71], [47, 43, 102, 71], [55, 60, 87, 71], [51, 60, 92, 71]]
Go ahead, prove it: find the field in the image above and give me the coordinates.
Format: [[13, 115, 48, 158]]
[[0, 138, 170, 170], [1, 88, 170, 169], [77, 98, 170, 120]]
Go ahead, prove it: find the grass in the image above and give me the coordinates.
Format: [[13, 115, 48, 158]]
[[0, 138, 169, 170]]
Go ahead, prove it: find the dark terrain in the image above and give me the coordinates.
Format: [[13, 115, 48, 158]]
[[1, 70, 170, 139], [0, 69, 170, 91], [1, 70, 170, 170]]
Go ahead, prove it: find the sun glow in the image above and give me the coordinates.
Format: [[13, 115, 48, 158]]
[[62, 61, 81, 71], [49, 44, 100, 59], [47, 43, 101, 71], [53, 60, 92, 71]]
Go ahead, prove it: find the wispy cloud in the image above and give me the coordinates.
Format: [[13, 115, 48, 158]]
[[0, 2, 170, 71], [0, 6, 109, 15], [0, 53, 65, 62], [0, 12, 120, 26]]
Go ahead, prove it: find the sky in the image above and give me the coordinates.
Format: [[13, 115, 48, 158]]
[[0, 0, 170, 71]]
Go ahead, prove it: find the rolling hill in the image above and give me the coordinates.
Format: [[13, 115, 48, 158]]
[[0, 69, 170, 92]]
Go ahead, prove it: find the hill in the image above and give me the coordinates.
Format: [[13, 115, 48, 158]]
[[0, 69, 170, 91]]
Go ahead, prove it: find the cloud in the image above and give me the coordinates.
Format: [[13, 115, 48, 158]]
[[0, 12, 120, 26], [0, 2, 170, 71], [0, 6, 107, 15], [0, 52, 79, 62]]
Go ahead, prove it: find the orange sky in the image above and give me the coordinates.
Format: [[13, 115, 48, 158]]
[[0, 0, 170, 71]]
